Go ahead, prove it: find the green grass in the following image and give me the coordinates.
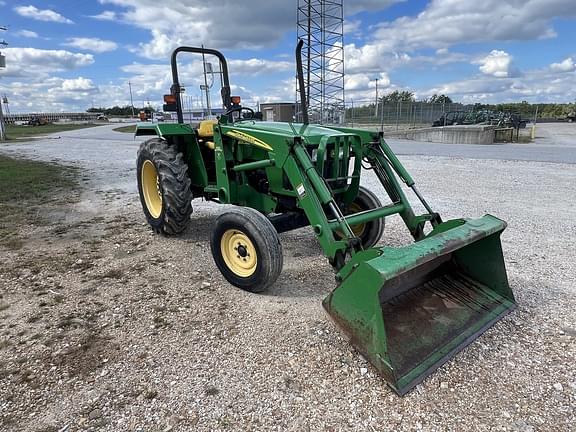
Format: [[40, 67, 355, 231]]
[[0, 155, 79, 249], [112, 125, 136, 133], [4, 123, 98, 141]]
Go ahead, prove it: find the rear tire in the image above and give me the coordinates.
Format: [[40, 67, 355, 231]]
[[137, 138, 193, 235], [210, 207, 283, 293], [345, 186, 385, 249]]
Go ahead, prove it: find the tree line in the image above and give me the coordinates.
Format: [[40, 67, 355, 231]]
[[87, 106, 155, 116], [348, 91, 575, 120], [89, 96, 575, 120]]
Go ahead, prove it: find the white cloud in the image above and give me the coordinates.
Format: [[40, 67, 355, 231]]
[[426, 78, 514, 97], [103, 0, 295, 55], [422, 67, 576, 103], [89, 11, 118, 21], [130, 29, 181, 59], [14, 5, 74, 24], [345, 43, 411, 74], [550, 57, 575, 73], [119, 62, 173, 96], [61, 77, 97, 92], [344, 43, 470, 75], [346, 72, 390, 91], [475, 50, 519, 78], [0, 48, 94, 78], [102, 0, 400, 59], [1, 77, 103, 112], [344, 72, 398, 102], [15, 30, 39, 38], [229, 59, 292, 76], [345, 0, 402, 15], [431, 49, 471, 65], [64, 38, 118, 53], [117, 56, 293, 108], [344, 20, 362, 35], [372, 0, 576, 51]]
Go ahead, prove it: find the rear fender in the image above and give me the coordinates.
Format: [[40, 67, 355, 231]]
[[135, 123, 208, 190]]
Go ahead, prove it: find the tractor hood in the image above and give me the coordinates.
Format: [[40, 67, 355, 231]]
[[229, 121, 351, 143]]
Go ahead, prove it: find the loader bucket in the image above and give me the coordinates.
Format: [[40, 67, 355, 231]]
[[323, 214, 516, 396]]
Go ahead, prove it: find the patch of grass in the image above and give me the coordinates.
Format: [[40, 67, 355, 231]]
[[4, 123, 98, 141], [0, 155, 79, 248], [113, 125, 136, 133], [0, 155, 77, 202]]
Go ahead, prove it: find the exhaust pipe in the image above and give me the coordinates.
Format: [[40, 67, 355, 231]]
[[296, 39, 309, 125]]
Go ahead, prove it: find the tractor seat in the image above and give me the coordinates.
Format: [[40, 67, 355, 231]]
[[197, 119, 218, 150], [197, 119, 218, 138]]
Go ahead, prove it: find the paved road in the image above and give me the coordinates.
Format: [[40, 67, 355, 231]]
[[387, 123, 576, 164]]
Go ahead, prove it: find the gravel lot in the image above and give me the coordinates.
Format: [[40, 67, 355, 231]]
[[0, 124, 575, 431]]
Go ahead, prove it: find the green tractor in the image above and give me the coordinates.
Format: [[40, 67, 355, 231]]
[[135, 42, 516, 395]]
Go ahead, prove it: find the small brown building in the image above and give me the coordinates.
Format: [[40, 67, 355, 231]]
[[260, 103, 296, 122]]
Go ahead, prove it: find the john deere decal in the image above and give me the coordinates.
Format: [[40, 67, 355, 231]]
[[226, 130, 273, 151]]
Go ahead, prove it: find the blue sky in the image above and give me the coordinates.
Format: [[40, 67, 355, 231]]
[[1, 0, 575, 113]]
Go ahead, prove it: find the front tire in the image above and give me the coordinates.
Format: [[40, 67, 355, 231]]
[[344, 186, 385, 249], [210, 207, 283, 293], [137, 138, 193, 235]]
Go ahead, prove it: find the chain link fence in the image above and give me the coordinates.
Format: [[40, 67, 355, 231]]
[[342, 100, 474, 131]]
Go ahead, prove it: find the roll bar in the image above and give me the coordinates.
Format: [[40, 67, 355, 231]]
[[170, 46, 232, 123]]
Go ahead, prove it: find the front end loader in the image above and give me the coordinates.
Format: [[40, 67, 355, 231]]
[[134, 41, 516, 395]]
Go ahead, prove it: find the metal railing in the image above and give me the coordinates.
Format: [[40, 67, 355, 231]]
[[3, 112, 103, 124]]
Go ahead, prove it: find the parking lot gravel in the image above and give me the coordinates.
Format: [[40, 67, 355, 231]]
[[0, 124, 575, 431]]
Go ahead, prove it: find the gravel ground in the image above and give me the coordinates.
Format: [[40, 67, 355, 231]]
[[0, 126, 575, 431]]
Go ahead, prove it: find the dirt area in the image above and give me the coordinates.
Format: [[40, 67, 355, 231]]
[[0, 125, 575, 431]]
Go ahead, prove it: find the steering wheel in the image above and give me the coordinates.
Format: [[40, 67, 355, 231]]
[[225, 106, 255, 120]]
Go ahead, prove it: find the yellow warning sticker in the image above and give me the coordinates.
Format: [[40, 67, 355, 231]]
[[226, 130, 273, 151]]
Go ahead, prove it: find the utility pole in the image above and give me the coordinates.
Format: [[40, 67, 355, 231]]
[[0, 26, 7, 141], [128, 81, 135, 118], [374, 78, 379, 117], [2, 95, 9, 116], [531, 105, 539, 140], [0, 93, 5, 142]]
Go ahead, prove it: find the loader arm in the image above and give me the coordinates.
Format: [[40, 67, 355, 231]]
[[278, 133, 439, 267]]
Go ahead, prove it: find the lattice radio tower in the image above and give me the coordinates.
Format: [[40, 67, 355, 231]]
[[297, 0, 344, 124]]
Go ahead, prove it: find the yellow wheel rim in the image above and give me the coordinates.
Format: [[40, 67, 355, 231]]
[[220, 229, 257, 277], [141, 160, 162, 218], [348, 202, 367, 237], [336, 202, 366, 239]]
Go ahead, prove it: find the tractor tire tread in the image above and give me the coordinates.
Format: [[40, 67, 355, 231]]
[[137, 138, 193, 235], [210, 207, 283, 293], [355, 186, 385, 249]]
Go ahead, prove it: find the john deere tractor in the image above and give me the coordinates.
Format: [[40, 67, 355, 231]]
[[135, 42, 516, 395]]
